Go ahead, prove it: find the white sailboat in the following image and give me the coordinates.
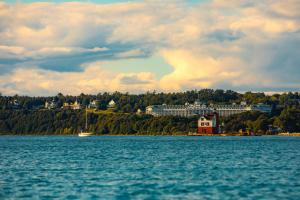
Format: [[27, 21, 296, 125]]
[[78, 106, 93, 137]]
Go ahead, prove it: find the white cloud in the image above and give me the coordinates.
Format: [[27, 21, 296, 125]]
[[0, 45, 108, 60], [0, 64, 158, 96], [0, 1, 299, 95]]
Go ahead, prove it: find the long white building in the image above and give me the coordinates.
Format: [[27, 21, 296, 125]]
[[146, 101, 272, 117]]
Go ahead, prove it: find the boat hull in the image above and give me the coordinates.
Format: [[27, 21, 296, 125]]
[[78, 132, 93, 137]]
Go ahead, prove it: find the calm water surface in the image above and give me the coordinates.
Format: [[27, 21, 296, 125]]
[[0, 136, 299, 199]]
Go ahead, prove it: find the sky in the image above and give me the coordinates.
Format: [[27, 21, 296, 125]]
[[0, 0, 299, 96]]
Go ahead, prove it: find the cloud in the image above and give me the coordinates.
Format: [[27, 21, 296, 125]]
[[119, 73, 153, 85], [0, 64, 158, 96], [269, 0, 300, 18], [116, 49, 146, 58], [0, 1, 299, 95], [0, 45, 108, 59], [206, 30, 245, 42], [159, 49, 245, 91], [0, 2, 153, 73]]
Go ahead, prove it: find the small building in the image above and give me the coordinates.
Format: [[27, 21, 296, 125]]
[[62, 100, 82, 110], [72, 100, 82, 110], [107, 100, 116, 109], [136, 108, 142, 115], [62, 102, 71, 109], [198, 113, 220, 134], [89, 99, 100, 109], [240, 101, 247, 106], [10, 99, 21, 109], [251, 103, 272, 113], [45, 99, 58, 109]]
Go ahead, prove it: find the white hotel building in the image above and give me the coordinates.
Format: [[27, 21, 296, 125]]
[[146, 101, 272, 117]]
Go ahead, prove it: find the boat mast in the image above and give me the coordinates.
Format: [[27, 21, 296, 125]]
[[85, 106, 88, 130]]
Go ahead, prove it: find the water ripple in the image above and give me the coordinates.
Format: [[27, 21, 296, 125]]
[[0, 136, 299, 199]]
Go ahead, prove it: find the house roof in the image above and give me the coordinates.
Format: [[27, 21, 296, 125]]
[[199, 113, 216, 121], [108, 100, 115, 105]]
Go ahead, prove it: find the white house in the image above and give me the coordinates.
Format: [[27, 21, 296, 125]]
[[107, 100, 116, 108]]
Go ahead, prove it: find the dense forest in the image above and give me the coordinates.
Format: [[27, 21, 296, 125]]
[[0, 110, 197, 135], [0, 89, 300, 135]]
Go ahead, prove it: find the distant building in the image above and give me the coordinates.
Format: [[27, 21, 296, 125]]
[[146, 101, 272, 117], [89, 99, 100, 109], [107, 100, 116, 109], [45, 101, 49, 109], [136, 109, 142, 115], [62, 102, 70, 109], [198, 113, 220, 134], [251, 103, 273, 113], [213, 104, 252, 117], [45, 99, 58, 109], [240, 101, 247, 106], [146, 101, 212, 117], [10, 99, 21, 109], [45, 99, 58, 110], [72, 100, 82, 110], [62, 100, 82, 110]]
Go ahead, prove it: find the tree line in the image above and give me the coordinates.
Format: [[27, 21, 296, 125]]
[[0, 89, 300, 134], [222, 107, 300, 134], [0, 110, 197, 135], [1, 90, 300, 112]]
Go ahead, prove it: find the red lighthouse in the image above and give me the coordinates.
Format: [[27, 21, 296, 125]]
[[198, 113, 220, 134]]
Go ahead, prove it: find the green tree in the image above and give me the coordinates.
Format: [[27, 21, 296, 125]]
[[274, 107, 300, 132]]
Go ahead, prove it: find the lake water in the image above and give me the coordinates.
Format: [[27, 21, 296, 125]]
[[0, 136, 299, 199]]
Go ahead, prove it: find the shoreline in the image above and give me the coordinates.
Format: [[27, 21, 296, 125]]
[[1, 133, 300, 137]]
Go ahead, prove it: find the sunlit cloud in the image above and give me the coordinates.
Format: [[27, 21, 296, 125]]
[[0, 0, 299, 95]]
